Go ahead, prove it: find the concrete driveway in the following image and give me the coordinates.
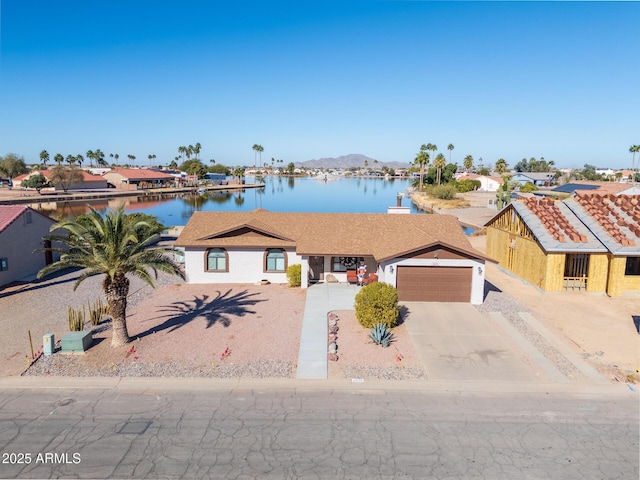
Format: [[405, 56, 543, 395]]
[[402, 302, 537, 382]]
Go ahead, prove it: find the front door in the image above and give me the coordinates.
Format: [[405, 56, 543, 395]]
[[309, 256, 324, 283]]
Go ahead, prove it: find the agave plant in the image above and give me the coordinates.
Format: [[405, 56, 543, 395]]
[[369, 323, 394, 348]]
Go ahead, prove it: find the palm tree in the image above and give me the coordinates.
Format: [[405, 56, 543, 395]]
[[414, 145, 430, 191], [127, 154, 136, 166], [66, 154, 76, 166], [252, 144, 260, 169], [495, 158, 508, 176], [37, 206, 185, 347], [148, 154, 154, 166], [110, 153, 114, 164], [463, 155, 473, 173], [194, 143, 201, 160], [187, 145, 194, 159], [428, 143, 438, 163], [630, 145, 640, 182], [86, 150, 94, 167], [54, 153, 64, 166], [434, 153, 446, 185], [94, 149, 105, 168], [114, 153, 119, 165], [76, 154, 84, 169], [233, 167, 244, 183], [447, 144, 454, 163], [178, 146, 186, 161], [40, 150, 49, 169]]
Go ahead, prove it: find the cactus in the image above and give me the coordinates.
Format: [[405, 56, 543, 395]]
[[68, 306, 85, 331], [88, 298, 109, 326], [369, 323, 394, 348]]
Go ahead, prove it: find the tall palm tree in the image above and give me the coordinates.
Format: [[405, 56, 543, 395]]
[[94, 149, 105, 168], [630, 145, 640, 182], [76, 154, 84, 169], [110, 153, 114, 164], [187, 145, 194, 159], [463, 155, 473, 173], [495, 158, 508, 176], [178, 146, 186, 161], [54, 153, 64, 166], [252, 144, 260, 169], [194, 143, 201, 160], [447, 144, 454, 163], [66, 154, 76, 166], [114, 153, 119, 165], [38, 206, 185, 347], [127, 154, 136, 166], [40, 150, 49, 169], [86, 150, 95, 167], [428, 143, 438, 163], [148, 154, 154, 166], [414, 145, 430, 191], [434, 153, 446, 185]]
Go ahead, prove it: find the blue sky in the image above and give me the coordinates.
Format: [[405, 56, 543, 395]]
[[1, 1, 638, 169]]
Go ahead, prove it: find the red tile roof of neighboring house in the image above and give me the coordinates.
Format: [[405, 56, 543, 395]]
[[104, 168, 175, 180], [0, 206, 27, 234], [16, 169, 106, 183], [570, 181, 633, 195]]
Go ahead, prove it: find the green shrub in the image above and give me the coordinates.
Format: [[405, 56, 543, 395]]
[[456, 179, 481, 193], [519, 181, 539, 193], [429, 184, 458, 200], [354, 282, 399, 329], [286, 264, 302, 287]]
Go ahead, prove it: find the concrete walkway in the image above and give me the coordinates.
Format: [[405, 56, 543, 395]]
[[296, 283, 359, 379]]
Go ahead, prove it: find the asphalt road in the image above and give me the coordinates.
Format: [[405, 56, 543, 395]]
[[0, 384, 637, 479]]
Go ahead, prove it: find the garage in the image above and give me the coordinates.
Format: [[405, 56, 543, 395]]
[[396, 266, 472, 302]]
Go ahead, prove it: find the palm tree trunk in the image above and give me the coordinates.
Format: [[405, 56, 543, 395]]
[[103, 275, 131, 347]]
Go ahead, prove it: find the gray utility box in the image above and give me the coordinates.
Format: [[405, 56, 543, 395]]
[[61, 331, 93, 353], [43, 334, 55, 355]]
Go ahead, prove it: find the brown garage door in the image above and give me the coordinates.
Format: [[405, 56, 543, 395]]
[[396, 266, 472, 302]]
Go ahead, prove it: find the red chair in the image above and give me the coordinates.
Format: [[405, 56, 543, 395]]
[[362, 273, 378, 285], [346, 270, 358, 284]]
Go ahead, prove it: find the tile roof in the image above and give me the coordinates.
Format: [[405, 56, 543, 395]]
[[0, 205, 27, 234], [104, 168, 175, 180], [565, 193, 640, 255], [175, 210, 491, 262], [510, 200, 606, 253]]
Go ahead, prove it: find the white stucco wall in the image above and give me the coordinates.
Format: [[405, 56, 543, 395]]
[[380, 257, 486, 304], [184, 247, 303, 284]]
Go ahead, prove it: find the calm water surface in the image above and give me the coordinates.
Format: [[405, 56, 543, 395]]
[[31, 176, 475, 234]]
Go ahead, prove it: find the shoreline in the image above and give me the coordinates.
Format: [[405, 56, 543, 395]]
[[0, 183, 264, 206]]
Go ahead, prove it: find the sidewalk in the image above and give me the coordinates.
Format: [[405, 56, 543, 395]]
[[295, 283, 359, 379]]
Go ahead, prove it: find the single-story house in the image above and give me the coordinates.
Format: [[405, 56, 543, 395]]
[[175, 209, 493, 304], [552, 181, 640, 196], [13, 169, 108, 191], [0, 206, 61, 287], [485, 194, 640, 296], [511, 172, 555, 187], [102, 168, 176, 190], [457, 174, 504, 192]]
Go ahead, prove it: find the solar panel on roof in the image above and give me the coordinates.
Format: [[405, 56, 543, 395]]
[[552, 183, 600, 193]]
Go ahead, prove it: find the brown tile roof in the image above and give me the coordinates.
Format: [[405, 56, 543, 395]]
[[175, 210, 491, 262], [570, 181, 634, 195], [522, 197, 588, 244]]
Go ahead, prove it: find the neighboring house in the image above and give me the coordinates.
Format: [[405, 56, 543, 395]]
[[511, 172, 555, 187], [102, 168, 176, 190], [175, 209, 493, 304], [0, 206, 60, 287], [457, 174, 504, 192], [552, 181, 640, 196], [13, 169, 108, 191], [485, 194, 640, 296]]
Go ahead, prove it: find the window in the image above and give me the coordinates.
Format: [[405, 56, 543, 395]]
[[331, 256, 361, 272], [0, 258, 7, 271], [265, 249, 286, 272], [205, 248, 228, 272], [24, 211, 32, 225], [625, 257, 640, 276]]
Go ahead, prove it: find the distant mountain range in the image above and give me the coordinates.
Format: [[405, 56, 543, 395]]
[[295, 154, 410, 170]]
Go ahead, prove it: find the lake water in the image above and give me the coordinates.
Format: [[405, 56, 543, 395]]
[[30, 176, 476, 234]]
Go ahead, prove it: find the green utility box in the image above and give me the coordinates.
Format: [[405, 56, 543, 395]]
[[61, 331, 93, 353]]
